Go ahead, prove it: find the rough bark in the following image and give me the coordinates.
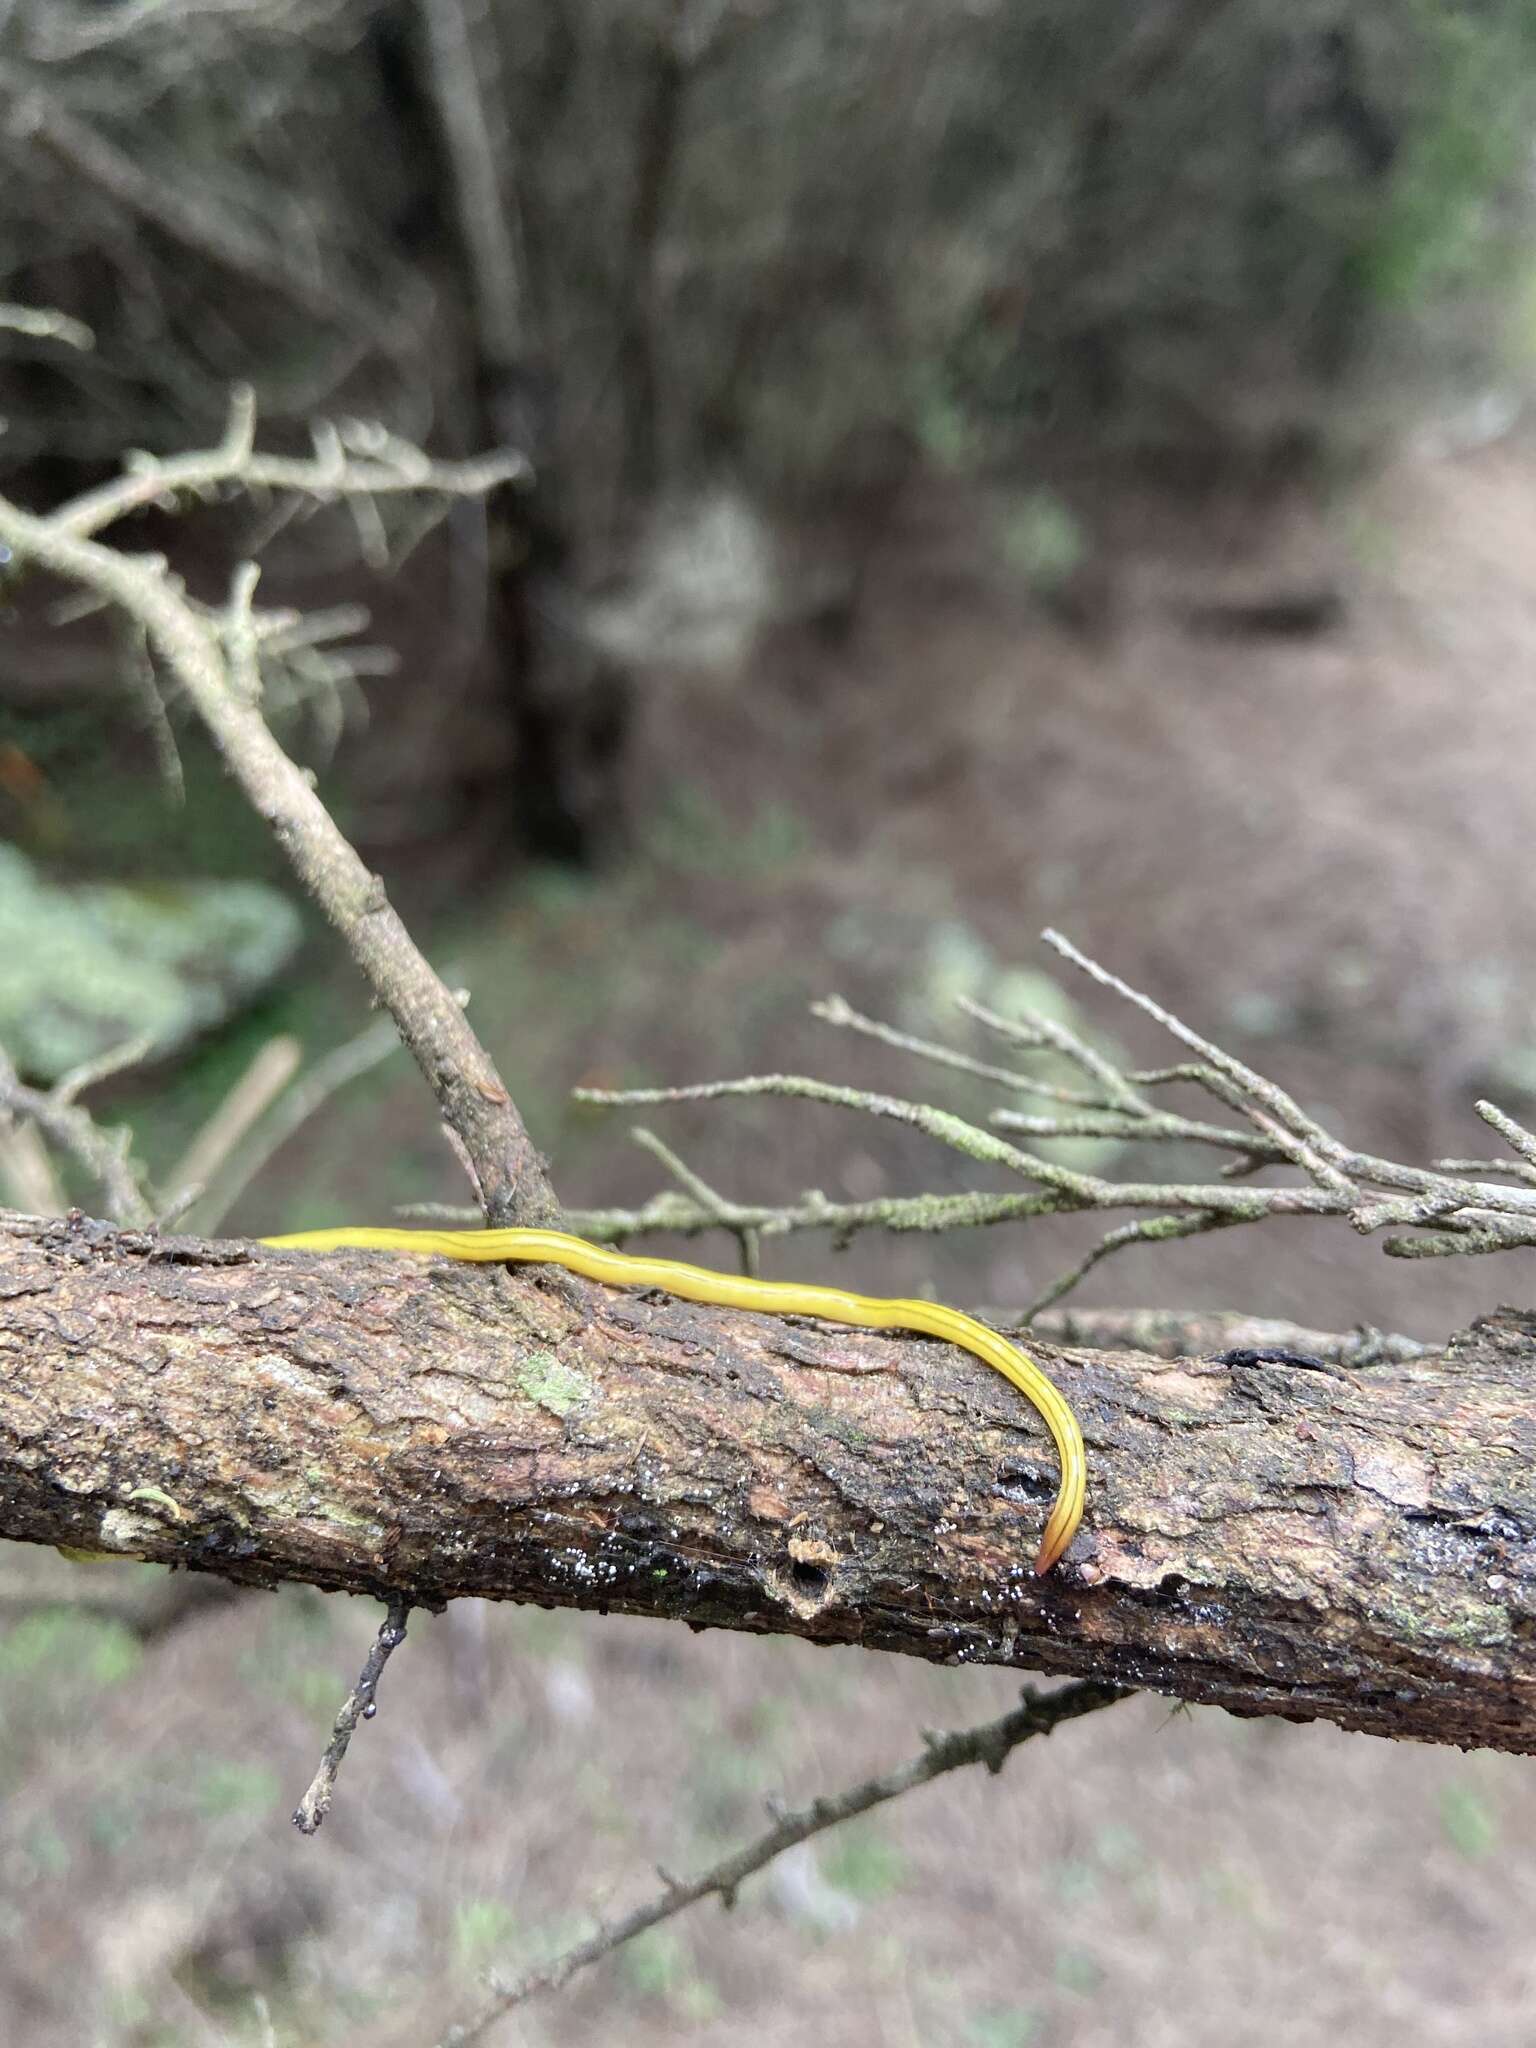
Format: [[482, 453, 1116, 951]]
[[1, 1210, 1532, 1754]]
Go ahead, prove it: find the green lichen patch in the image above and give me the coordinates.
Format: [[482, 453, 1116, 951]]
[[0, 843, 302, 1081], [516, 1351, 594, 1418]]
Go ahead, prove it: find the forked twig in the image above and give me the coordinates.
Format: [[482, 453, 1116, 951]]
[[571, 934, 1536, 1311]]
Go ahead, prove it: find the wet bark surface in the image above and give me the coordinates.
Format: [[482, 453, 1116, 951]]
[[1, 1210, 1532, 1753]]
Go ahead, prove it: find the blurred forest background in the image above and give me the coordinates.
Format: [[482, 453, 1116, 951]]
[[4, 2, 1536, 2044]]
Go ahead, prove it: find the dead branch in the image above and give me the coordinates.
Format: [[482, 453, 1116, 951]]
[[0, 299, 94, 350], [49, 385, 528, 542], [292, 1594, 411, 1835], [1021, 1303, 1431, 1367], [435, 1677, 1132, 2046], [419, 0, 527, 373], [2, 1209, 1532, 1756], [0, 71, 374, 333], [0, 403, 555, 1227], [0, 1040, 152, 1224], [571, 929, 1536, 1311]]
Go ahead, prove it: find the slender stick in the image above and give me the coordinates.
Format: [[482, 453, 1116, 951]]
[[292, 1597, 412, 1836], [0, 477, 556, 1228], [0, 1042, 150, 1225], [434, 1680, 1132, 2045]]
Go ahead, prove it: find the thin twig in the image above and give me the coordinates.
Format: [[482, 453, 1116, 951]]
[[1039, 931, 1355, 1200], [292, 1596, 412, 1836], [1382, 1219, 1535, 1258], [166, 1034, 303, 1200], [0, 407, 556, 1229], [52, 384, 528, 543], [51, 1031, 157, 1106], [630, 1126, 761, 1276], [575, 1072, 1536, 1236], [0, 301, 94, 351], [1021, 1210, 1239, 1320], [812, 993, 1106, 1108], [195, 1018, 402, 1233], [0, 1042, 152, 1225], [1476, 1098, 1536, 1171], [957, 990, 1150, 1114], [1023, 1305, 1430, 1366], [992, 1104, 1284, 1155], [575, 933, 1536, 1307], [574, 1075, 1046, 1178], [574, 1075, 1343, 1221], [434, 1679, 1133, 2045], [398, 1186, 1064, 1250], [1432, 1156, 1536, 1187]]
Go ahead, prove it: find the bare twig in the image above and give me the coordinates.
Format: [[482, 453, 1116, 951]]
[[1041, 930, 1316, 1128], [573, 1073, 1343, 1225], [293, 1596, 412, 1836], [573, 938, 1536, 1308], [1476, 1098, 1536, 1172], [573, 1074, 1043, 1177], [435, 1679, 1132, 2045], [1, 73, 382, 336], [0, 404, 557, 1228], [958, 990, 1150, 1114], [419, 0, 526, 370], [992, 1103, 1283, 1155], [1022, 1304, 1430, 1365], [0, 1041, 152, 1225], [397, 1185, 1062, 1251], [51, 1032, 157, 1107], [812, 992, 1108, 1108], [166, 1034, 303, 1200], [1020, 1210, 1240, 1320], [52, 384, 528, 543], [194, 1017, 402, 1233], [0, 300, 94, 351], [630, 1125, 762, 1275]]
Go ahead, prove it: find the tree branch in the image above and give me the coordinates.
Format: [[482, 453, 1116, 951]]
[[48, 384, 528, 543], [572, 938, 1536, 1308], [436, 1677, 1132, 2045], [292, 1595, 411, 1836], [0, 1042, 152, 1225], [0, 416, 556, 1227], [1021, 1304, 1431, 1367], [2, 1210, 1531, 1756], [0, 299, 94, 351], [418, 0, 527, 372], [0, 70, 377, 334]]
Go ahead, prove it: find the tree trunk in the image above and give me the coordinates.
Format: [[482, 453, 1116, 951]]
[[2, 1211, 1532, 1753]]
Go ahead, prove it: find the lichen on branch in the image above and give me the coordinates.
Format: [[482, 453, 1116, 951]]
[[571, 928, 1536, 1312]]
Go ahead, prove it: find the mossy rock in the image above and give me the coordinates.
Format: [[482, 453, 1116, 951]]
[[0, 844, 303, 1081]]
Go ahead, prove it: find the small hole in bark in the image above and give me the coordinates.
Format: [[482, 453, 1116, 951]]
[[789, 1558, 830, 1594], [996, 1463, 1053, 1503], [1157, 1571, 1189, 1598]]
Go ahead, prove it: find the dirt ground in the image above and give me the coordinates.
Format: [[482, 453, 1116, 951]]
[[6, 434, 1536, 2045]]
